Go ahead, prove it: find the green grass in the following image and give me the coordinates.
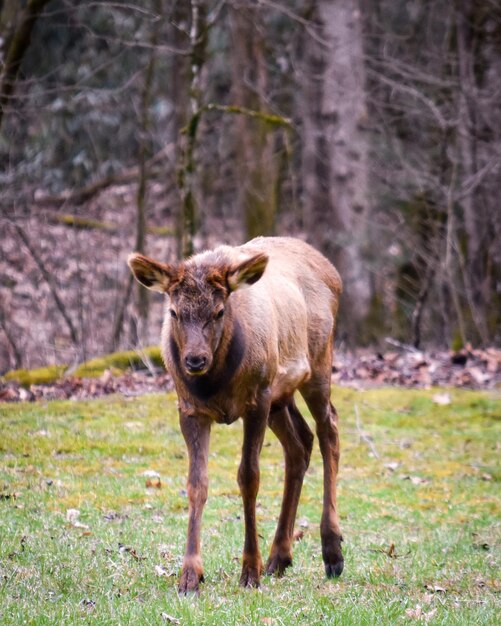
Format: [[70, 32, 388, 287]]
[[0, 388, 499, 625]]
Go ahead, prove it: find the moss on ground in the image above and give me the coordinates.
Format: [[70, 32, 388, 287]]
[[3, 346, 164, 385], [3, 364, 67, 387], [73, 346, 163, 378], [54, 214, 117, 231]]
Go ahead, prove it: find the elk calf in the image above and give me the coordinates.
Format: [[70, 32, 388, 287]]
[[128, 236, 344, 593]]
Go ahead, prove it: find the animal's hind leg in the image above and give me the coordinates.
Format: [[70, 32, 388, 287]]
[[266, 398, 314, 576], [300, 371, 344, 578]]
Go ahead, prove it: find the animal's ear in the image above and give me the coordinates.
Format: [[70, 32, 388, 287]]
[[227, 252, 268, 291], [128, 253, 178, 293]]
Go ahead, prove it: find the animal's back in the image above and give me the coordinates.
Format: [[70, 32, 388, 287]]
[[237, 237, 342, 396], [241, 236, 342, 324]]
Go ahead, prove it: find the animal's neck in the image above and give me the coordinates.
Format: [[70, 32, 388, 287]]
[[172, 315, 245, 402]]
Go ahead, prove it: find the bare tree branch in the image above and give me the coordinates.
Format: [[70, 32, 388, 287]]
[[9, 220, 80, 349], [34, 144, 174, 207]]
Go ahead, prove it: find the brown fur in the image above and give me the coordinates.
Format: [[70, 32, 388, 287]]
[[128, 236, 344, 593]]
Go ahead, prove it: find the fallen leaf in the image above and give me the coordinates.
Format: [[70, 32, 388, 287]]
[[384, 461, 400, 472], [118, 544, 145, 560], [161, 613, 180, 624], [405, 606, 422, 619], [100, 369, 113, 385], [0, 492, 21, 500], [405, 605, 437, 622], [129, 548, 142, 560], [424, 608, 437, 621], [0, 388, 19, 401], [79, 598, 96, 611], [469, 367, 490, 385], [424, 583, 446, 593], [432, 392, 451, 405], [66, 508, 89, 529], [146, 477, 162, 489], [158, 544, 173, 559], [66, 508, 80, 524], [402, 475, 430, 485], [155, 565, 169, 577], [143, 470, 160, 478], [485, 352, 500, 373], [19, 388, 33, 402]]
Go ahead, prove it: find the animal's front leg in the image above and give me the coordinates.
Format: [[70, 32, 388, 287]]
[[238, 391, 270, 588], [178, 413, 211, 594]]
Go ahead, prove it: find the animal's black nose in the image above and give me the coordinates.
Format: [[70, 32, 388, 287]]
[[185, 354, 208, 373]]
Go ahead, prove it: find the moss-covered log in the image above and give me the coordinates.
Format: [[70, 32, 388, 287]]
[[3, 346, 164, 386]]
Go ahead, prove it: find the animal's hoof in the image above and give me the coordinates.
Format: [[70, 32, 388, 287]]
[[322, 533, 344, 578], [239, 566, 261, 588], [324, 559, 344, 578], [178, 568, 204, 595], [265, 553, 292, 577]]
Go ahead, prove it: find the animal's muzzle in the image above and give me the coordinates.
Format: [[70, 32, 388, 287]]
[[184, 353, 208, 375]]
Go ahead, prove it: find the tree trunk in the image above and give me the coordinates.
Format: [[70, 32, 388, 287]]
[[111, 0, 161, 350], [455, 1, 489, 344], [230, 2, 277, 240], [0, 0, 50, 130], [301, 0, 371, 342], [133, 0, 161, 343], [0, 302, 23, 369], [176, 0, 207, 258], [170, 2, 190, 258]]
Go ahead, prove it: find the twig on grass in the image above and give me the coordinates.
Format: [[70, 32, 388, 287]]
[[354, 403, 380, 459], [368, 544, 411, 559], [385, 337, 420, 353]]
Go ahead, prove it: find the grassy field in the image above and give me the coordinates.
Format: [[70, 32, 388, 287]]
[[0, 387, 499, 625]]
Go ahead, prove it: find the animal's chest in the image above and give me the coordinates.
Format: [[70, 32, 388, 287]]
[[166, 318, 261, 422], [177, 384, 249, 424]]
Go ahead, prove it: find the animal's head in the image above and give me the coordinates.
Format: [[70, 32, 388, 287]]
[[128, 250, 268, 377]]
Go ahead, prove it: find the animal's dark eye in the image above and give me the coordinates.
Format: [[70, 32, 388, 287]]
[[170, 309, 178, 320], [215, 308, 225, 320]]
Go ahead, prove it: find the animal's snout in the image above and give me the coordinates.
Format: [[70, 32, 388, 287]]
[[184, 353, 208, 375]]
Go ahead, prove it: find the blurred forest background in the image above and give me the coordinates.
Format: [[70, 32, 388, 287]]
[[0, 0, 500, 373]]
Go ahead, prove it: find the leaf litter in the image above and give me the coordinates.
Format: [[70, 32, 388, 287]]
[[2, 347, 500, 402]]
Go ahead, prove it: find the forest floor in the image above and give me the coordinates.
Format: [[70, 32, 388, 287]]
[[1, 346, 500, 403], [0, 387, 499, 624], [5, 180, 500, 384]]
